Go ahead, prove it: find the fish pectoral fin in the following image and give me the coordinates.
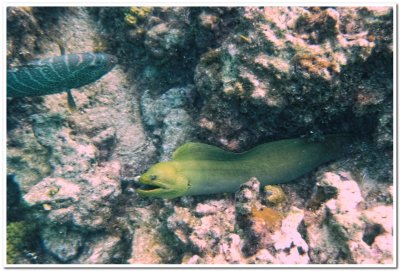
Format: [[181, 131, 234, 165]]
[[66, 89, 77, 111], [45, 35, 68, 55], [58, 43, 66, 55], [54, 38, 67, 55]]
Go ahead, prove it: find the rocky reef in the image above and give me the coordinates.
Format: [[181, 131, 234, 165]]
[[6, 7, 393, 265]]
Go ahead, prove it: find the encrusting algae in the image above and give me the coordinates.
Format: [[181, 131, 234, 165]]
[[7, 221, 39, 264], [124, 7, 153, 27], [264, 185, 286, 205], [250, 206, 283, 231]]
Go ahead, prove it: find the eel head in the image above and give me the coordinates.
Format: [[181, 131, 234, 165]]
[[136, 162, 189, 199]]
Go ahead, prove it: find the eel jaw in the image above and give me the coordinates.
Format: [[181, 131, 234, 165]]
[[135, 163, 189, 199], [136, 179, 172, 198]]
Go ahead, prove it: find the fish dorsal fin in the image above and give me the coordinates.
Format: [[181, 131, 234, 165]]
[[172, 142, 239, 161]]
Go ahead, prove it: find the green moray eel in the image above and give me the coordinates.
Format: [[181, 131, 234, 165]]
[[137, 134, 353, 199], [7, 50, 117, 109]]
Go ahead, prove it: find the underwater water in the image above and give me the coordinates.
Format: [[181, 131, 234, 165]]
[[6, 6, 394, 265]]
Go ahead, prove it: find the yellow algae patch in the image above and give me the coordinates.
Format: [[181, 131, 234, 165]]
[[251, 206, 283, 231], [264, 185, 286, 205]]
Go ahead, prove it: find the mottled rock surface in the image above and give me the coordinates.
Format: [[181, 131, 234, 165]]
[[140, 85, 196, 161], [7, 7, 154, 264], [305, 171, 393, 264], [194, 7, 392, 152]]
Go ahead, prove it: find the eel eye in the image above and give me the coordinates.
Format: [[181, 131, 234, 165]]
[[150, 175, 157, 181]]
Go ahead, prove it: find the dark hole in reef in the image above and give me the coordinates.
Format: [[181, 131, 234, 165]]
[[306, 185, 338, 210], [297, 246, 306, 255], [362, 223, 385, 246]]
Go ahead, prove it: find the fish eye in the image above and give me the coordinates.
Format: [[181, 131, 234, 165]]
[[150, 175, 157, 181]]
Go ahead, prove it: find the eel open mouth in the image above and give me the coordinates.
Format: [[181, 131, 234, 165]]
[[135, 176, 170, 196], [137, 183, 161, 192]]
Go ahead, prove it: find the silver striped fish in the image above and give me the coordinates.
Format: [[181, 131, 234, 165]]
[[7, 52, 117, 109]]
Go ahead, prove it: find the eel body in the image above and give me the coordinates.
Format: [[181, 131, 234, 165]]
[[7, 52, 117, 98], [137, 134, 353, 199]]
